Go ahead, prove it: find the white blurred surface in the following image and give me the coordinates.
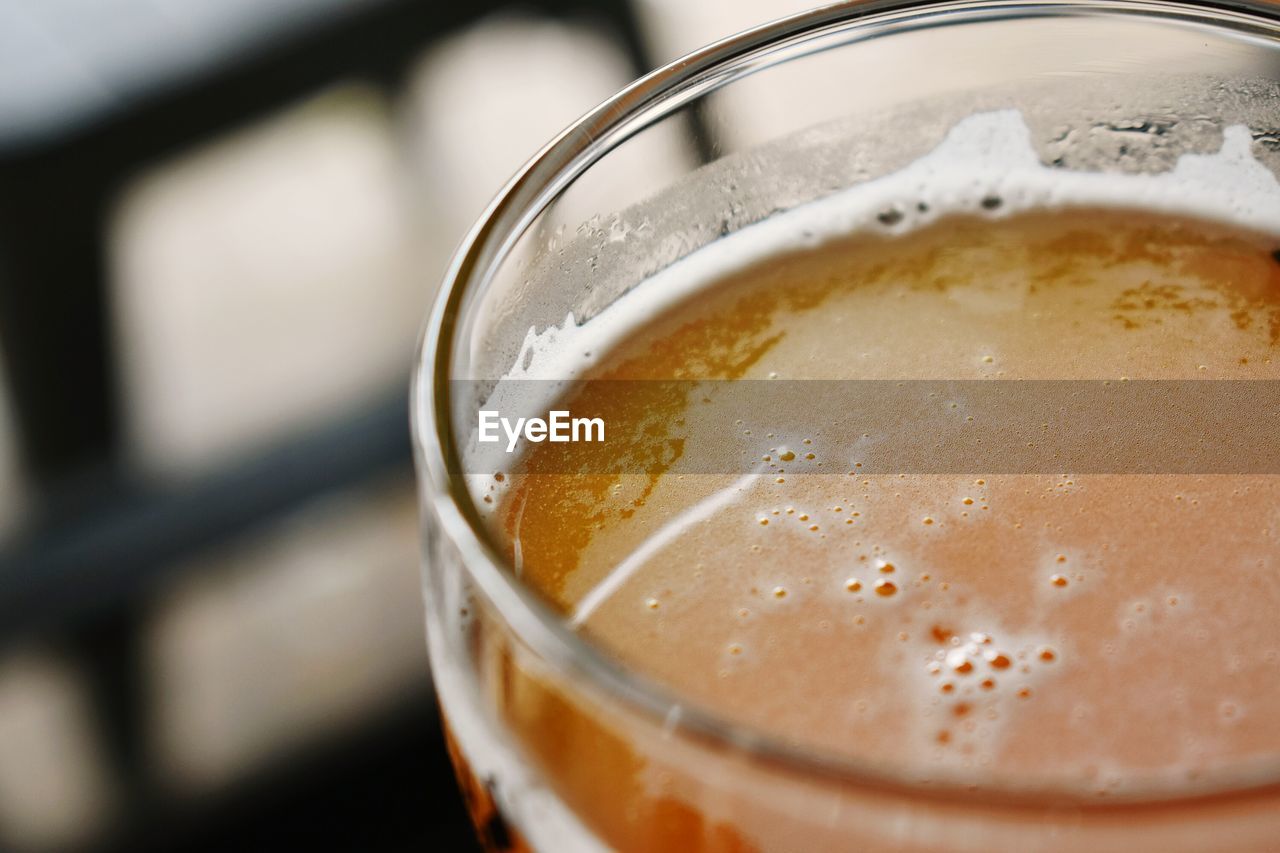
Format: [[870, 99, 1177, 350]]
[[147, 481, 424, 791], [635, 0, 850, 151], [111, 86, 427, 478], [402, 15, 639, 267], [634, 0, 819, 64], [0, 650, 114, 850]]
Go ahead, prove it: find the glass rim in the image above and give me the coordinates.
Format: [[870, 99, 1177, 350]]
[[413, 0, 1280, 809]]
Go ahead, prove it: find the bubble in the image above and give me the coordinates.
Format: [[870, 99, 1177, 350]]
[[758, 518, 769, 525], [980, 678, 996, 690], [986, 652, 1012, 670], [1038, 647, 1057, 662], [1050, 574, 1069, 588], [728, 644, 743, 656], [946, 648, 973, 674], [779, 450, 797, 462], [646, 598, 660, 611], [922, 517, 935, 525], [772, 586, 788, 599], [878, 560, 896, 574], [962, 497, 974, 505], [875, 579, 898, 597]]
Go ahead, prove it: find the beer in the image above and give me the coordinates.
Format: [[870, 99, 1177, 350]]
[[497, 207, 1280, 785], [462, 111, 1280, 847]]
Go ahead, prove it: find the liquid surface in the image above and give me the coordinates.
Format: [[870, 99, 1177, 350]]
[[493, 209, 1280, 793]]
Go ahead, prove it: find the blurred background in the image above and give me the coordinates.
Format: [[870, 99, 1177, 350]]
[[0, 0, 826, 850]]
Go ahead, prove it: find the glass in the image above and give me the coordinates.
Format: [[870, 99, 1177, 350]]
[[413, 1, 1280, 849]]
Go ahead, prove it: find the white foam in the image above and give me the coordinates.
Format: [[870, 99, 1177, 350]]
[[466, 110, 1280, 496]]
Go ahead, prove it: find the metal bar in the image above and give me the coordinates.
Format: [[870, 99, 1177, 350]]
[[0, 388, 412, 645], [0, 165, 117, 482]]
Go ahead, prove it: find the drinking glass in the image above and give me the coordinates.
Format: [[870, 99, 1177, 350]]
[[413, 2, 1280, 849]]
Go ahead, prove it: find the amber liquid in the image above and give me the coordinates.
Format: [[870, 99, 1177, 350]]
[[483, 209, 1280, 847]]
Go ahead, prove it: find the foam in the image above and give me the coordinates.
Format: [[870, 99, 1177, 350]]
[[466, 110, 1280, 495]]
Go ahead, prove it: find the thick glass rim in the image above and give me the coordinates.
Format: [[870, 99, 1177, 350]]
[[413, 0, 1280, 809]]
